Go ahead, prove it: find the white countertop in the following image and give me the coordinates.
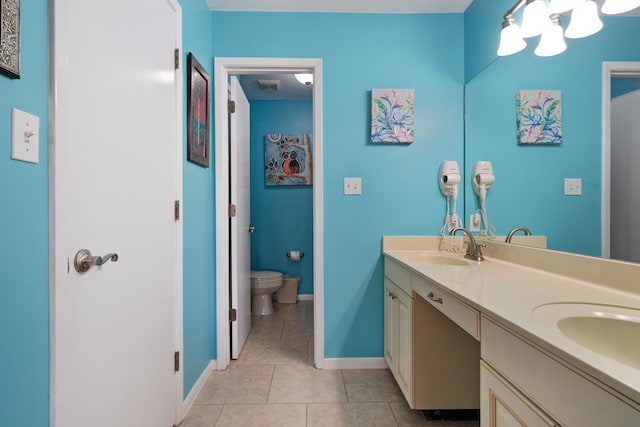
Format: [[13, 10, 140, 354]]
[[383, 243, 640, 406]]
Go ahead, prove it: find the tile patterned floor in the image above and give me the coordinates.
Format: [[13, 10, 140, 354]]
[[181, 301, 479, 427]]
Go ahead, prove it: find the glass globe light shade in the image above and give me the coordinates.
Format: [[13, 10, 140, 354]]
[[521, 0, 553, 38], [294, 73, 313, 86], [601, 0, 640, 14], [497, 20, 527, 56], [548, 0, 580, 14], [535, 17, 567, 56], [565, 0, 603, 38]]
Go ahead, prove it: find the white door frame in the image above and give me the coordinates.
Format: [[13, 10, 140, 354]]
[[214, 57, 324, 370], [49, 0, 184, 423], [601, 61, 640, 258]]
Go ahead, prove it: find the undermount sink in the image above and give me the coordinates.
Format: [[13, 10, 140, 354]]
[[533, 303, 640, 369], [394, 252, 470, 266]]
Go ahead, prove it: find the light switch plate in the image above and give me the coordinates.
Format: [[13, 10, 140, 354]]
[[564, 178, 582, 196], [344, 177, 362, 195], [11, 108, 40, 164]]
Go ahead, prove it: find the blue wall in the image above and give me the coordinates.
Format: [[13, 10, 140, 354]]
[[464, 8, 640, 255], [612, 77, 640, 99], [180, 0, 216, 398], [212, 12, 465, 358], [250, 100, 314, 296], [0, 0, 49, 424]]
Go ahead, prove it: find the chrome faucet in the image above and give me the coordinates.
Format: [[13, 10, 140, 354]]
[[450, 227, 485, 261], [505, 226, 532, 243]]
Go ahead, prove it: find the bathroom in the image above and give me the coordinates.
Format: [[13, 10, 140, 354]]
[[241, 73, 315, 363], [4, 0, 640, 425]]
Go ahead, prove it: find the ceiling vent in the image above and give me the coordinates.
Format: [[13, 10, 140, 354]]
[[257, 79, 280, 92]]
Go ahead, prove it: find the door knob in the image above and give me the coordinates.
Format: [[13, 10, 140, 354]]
[[74, 249, 119, 273], [248, 226, 255, 233]]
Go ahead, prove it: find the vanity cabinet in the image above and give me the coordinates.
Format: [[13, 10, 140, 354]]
[[481, 361, 558, 427], [384, 257, 480, 410], [384, 277, 412, 399], [481, 316, 640, 427]]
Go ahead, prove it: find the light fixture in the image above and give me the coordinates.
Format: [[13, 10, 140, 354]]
[[520, 0, 552, 38], [535, 15, 567, 56], [601, 0, 640, 14], [497, 18, 527, 56], [548, 0, 580, 14], [294, 73, 313, 86], [565, 0, 603, 39]]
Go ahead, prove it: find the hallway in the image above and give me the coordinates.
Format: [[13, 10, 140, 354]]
[[180, 301, 479, 426]]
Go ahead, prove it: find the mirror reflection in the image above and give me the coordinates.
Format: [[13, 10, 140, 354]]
[[464, 7, 640, 263]]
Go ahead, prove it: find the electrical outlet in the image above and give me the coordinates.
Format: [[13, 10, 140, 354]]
[[469, 213, 481, 232], [564, 178, 582, 196], [343, 177, 362, 195]]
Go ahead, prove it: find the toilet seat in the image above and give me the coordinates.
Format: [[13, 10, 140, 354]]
[[251, 270, 283, 289]]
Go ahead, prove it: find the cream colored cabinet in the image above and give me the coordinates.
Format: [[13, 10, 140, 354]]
[[384, 257, 480, 410], [481, 362, 558, 427], [384, 277, 412, 401], [482, 316, 640, 427]]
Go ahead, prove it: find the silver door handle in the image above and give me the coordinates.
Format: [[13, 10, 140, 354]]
[[248, 226, 255, 233], [74, 249, 119, 273]]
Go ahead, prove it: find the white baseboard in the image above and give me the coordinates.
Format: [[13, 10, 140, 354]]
[[179, 360, 216, 421], [322, 357, 388, 370], [298, 294, 313, 301]]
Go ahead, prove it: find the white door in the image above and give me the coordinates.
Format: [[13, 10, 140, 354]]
[[610, 85, 640, 263], [51, 1, 181, 426], [230, 77, 252, 359]]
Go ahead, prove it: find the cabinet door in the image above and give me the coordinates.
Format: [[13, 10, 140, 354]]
[[395, 287, 412, 397], [481, 362, 559, 427], [384, 279, 397, 371]]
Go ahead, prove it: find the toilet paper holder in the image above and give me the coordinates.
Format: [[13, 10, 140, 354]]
[[286, 251, 305, 260]]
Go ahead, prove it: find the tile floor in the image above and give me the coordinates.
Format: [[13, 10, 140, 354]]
[[180, 301, 479, 427]]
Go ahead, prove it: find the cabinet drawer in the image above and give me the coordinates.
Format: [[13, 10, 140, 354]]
[[384, 257, 411, 295], [412, 274, 479, 340]]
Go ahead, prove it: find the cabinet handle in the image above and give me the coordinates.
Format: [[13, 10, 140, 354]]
[[427, 292, 443, 304]]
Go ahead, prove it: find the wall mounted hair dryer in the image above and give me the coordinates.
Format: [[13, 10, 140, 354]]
[[439, 161, 461, 233]]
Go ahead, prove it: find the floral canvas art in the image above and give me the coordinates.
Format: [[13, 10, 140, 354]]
[[516, 90, 562, 145], [264, 133, 312, 186], [371, 88, 414, 144]]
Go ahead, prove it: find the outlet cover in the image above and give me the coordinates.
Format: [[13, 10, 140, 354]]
[[564, 178, 582, 196], [344, 177, 362, 195]]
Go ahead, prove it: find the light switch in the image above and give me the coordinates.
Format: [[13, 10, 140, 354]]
[[564, 178, 582, 196], [11, 108, 40, 164], [343, 177, 362, 195]]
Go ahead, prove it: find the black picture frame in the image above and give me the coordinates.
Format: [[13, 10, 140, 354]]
[[187, 52, 210, 167], [0, 0, 21, 79]]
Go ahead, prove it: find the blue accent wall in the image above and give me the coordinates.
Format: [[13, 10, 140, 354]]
[[212, 12, 465, 358], [180, 0, 216, 398], [464, 12, 640, 255], [0, 0, 49, 425], [612, 77, 640, 99], [249, 100, 314, 295]]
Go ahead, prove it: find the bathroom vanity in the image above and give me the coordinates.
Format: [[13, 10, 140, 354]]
[[383, 236, 640, 426]]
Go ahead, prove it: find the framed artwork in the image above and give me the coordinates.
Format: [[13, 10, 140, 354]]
[[187, 52, 210, 167], [371, 88, 414, 144], [516, 90, 562, 145], [0, 0, 20, 79], [264, 133, 313, 186]]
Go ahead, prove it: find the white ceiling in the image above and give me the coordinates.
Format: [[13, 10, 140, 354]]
[[206, 0, 473, 14]]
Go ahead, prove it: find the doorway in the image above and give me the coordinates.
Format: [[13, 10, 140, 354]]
[[601, 61, 640, 261], [214, 58, 324, 371]]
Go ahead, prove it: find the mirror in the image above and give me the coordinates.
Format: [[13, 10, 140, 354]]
[[464, 12, 640, 261]]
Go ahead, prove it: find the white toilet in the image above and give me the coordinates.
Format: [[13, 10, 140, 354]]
[[250, 270, 283, 315]]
